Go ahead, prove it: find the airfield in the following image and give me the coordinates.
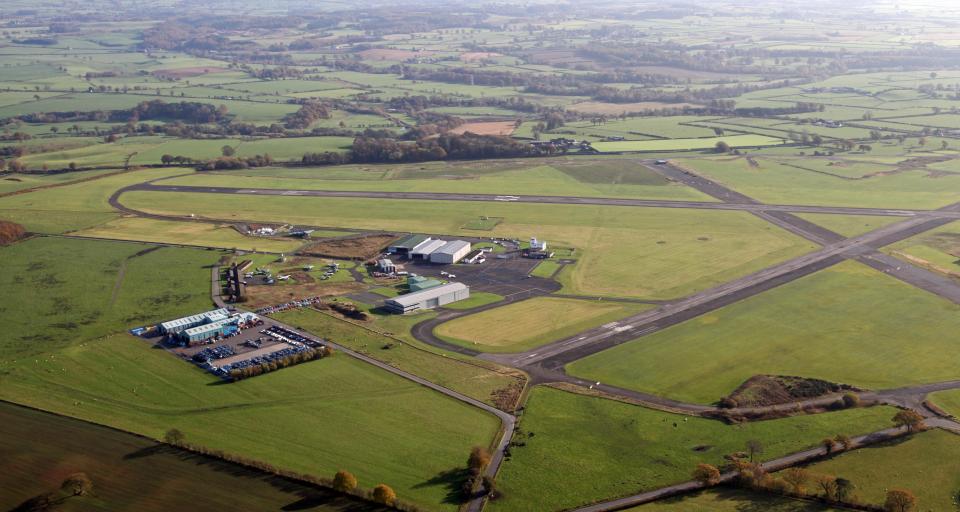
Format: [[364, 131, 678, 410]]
[[8, 2, 960, 511]]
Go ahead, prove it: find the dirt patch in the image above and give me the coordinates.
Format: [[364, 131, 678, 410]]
[[567, 101, 703, 115], [244, 282, 364, 309], [0, 220, 27, 245], [299, 233, 398, 260], [490, 378, 525, 413], [724, 375, 853, 408], [153, 66, 231, 79], [447, 121, 516, 136], [460, 51, 502, 62]]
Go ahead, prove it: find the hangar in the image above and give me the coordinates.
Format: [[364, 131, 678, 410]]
[[430, 240, 472, 264], [388, 234, 432, 257], [410, 239, 447, 260], [385, 282, 470, 314]]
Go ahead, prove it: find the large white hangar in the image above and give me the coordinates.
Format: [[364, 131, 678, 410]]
[[384, 282, 470, 314]]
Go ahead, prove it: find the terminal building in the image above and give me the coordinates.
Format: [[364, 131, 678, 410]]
[[385, 282, 470, 314]]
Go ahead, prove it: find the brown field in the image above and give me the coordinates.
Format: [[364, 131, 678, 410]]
[[153, 66, 231, 78], [299, 233, 398, 260], [244, 281, 365, 308], [448, 121, 516, 136], [567, 101, 703, 115], [460, 51, 503, 62]]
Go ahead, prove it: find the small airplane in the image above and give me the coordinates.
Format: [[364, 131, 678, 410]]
[[277, 275, 291, 281]]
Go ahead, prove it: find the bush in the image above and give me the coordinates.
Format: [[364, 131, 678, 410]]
[[332, 470, 358, 492], [372, 484, 397, 506], [61, 472, 93, 496]]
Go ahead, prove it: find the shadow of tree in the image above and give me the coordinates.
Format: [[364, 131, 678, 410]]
[[413, 467, 471, 505]]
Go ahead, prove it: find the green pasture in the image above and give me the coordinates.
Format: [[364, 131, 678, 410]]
[[793, 213, 903, 237], [435, 298, 650, 353], [568, 261, 960, 404], [0, 238, 499, 511], [74, 217, 304, 252], [492, 386, 896, 512], [798, 430, 960, 511], [158, 157, 714, 201], [885, 220, 960, 277], [0, 402, 381, 512], [677, 155, 960, 209], [592, 134, 786, 153]]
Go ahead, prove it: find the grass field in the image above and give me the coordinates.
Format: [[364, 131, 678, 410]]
[[628, 489, 841, 511], [0, 237, 500, 511], [793, 214, 903, 238], [119, 191, 817, 300], [884, 220, 960, 278], [677, 156, 960, 209], [441, 291, 504, 310], [435, 298, 650, 353], [591, 135, 785, 153], [0, 170, 118, 195], [0, 402, 382, 512], [273, 308, 522, 408], [0, 167, 191, 233], [158, 158, 715, 202], [796, 430, 960, 511], [529, 259, 561, 278], [928, 389, 960, 418], [491, 386, 897, 512], [567, 261, 960, 404], [74, 217, 305, 252]]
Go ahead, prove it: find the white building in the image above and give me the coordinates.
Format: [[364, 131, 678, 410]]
[[430, 240, 472, 264], [410, 239, 447, 260], [530, 237, 548, 251], [384, 282, 470, 314]]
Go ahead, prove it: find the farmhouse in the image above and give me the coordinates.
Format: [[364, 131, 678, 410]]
[[388, 234, 432, 257], [430, 240, 472, 264], [385, 282, 470, 314]]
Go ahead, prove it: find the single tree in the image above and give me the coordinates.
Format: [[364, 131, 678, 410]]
[[61, 472, 93, 496], [164, 428, 185, 445], [371, 484, 396, 505], [715, 140, 731, 153], [835, 477, 855, 502], [221, 145, 236, 157], [834, 434, 852, 451], [332, 470, 358, 492], [782, 467, 809, 494], [746, 439, 763, 462], [842, 393, 860, 408], [816, 475, 837, 500], [884, 488, 917, 512], [892, 410, 925, 432], [161, 154, 174, 165], [692, 463, 721, 486], [467, 446, 492, 471], [821, 437, 836, 454]]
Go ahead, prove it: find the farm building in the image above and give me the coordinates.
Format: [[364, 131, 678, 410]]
[[430, 240, 472, 264], [410, 239, 447, 260], [408, 274, 443, 292], [378, 258, 396, 274], [158, 308, 230, 335], [388, 234, 432, 257], [385, 282, 470, 314]]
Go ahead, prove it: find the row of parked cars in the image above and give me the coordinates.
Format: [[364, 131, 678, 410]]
[[255, 296, 325, 315], [212, 345, 317, 378], [192, 345, 237, 363]]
